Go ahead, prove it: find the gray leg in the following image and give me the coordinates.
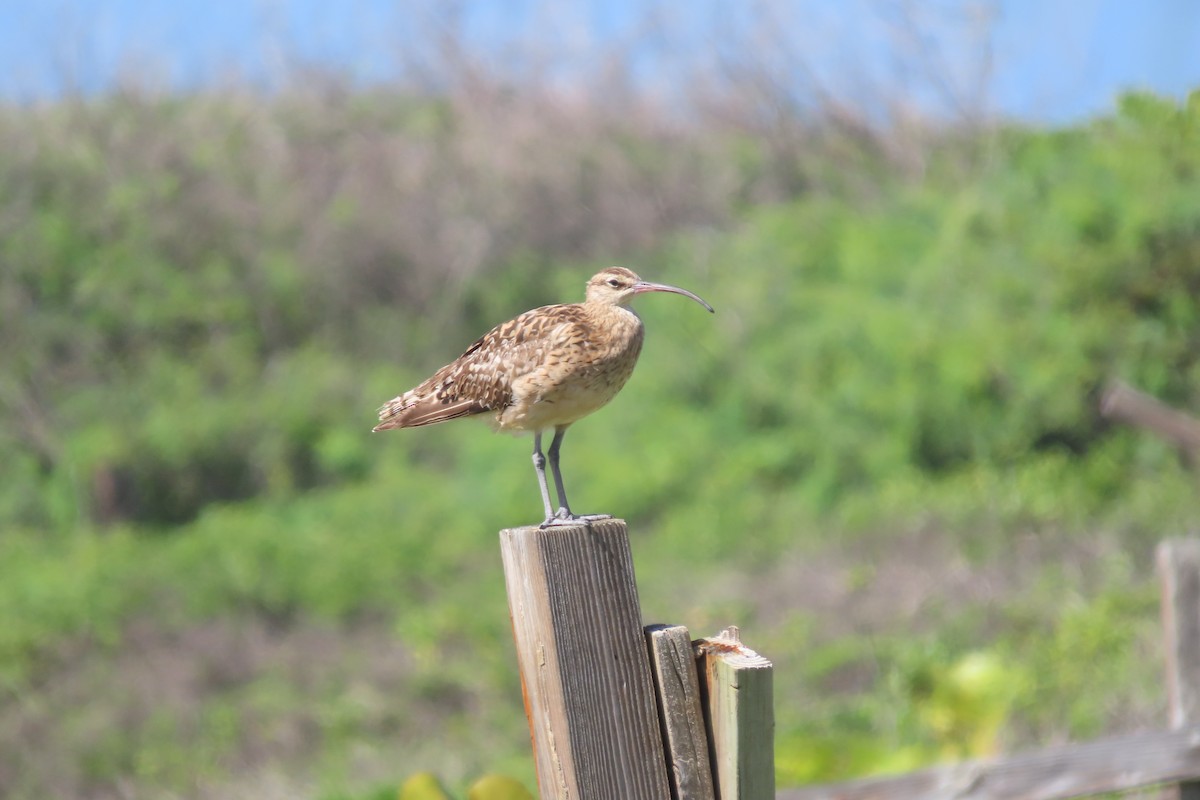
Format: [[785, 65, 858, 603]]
[[547, 426, 574, 519], [532, 432, 555, 525], [545, 426, 612, 524]]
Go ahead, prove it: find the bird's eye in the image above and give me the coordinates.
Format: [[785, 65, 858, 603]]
[[606, 278, 622, 288]]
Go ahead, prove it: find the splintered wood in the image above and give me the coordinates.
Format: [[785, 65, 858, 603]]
[[696, 626, 775, 800]]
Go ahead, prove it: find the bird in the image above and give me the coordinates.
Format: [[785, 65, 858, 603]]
[[373, 267, 714, 527]]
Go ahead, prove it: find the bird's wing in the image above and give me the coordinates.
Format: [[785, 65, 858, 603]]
[[374, 304, 591, 431]]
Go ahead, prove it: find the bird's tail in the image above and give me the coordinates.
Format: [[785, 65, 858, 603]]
[[373, 389, 489, 431], [372, 395, 413, 432]]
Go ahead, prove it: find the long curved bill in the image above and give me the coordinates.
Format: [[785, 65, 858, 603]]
[[631, 280, 715, 313]]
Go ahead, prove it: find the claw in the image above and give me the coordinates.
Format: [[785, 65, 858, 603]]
[[532, 426, 613, 528], [537, 512, 613, 529], [540, 516, 580, 528]]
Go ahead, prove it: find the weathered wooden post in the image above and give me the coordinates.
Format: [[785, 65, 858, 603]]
[[1158, 538, 1200, 800], [500, 519, 671, 799], [646, 624, 718, 800], [696, 627, 775, 800]]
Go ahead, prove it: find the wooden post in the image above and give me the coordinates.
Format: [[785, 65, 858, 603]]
[[1101, 380, 1200, 467], [646, 624, 717, 800], [696, 626, 775, 800], [500, 519, 671, 800], [1159, 538, 1200, 800]]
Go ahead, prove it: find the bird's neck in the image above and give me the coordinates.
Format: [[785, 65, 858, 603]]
[[584, 301, 640, 322]]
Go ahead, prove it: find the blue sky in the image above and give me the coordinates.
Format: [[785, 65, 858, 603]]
[[2, 1, 1198, 122]]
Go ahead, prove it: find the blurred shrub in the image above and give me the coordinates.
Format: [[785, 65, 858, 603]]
[[0, 75, 857, 529], [389, 773, 532, 800], [3, 27, 1198, 797], [777, 646, 1026, 784], [5, 78, 1197, 535], [634, 90, 1200, 524]]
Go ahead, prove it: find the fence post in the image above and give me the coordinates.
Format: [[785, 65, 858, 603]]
[[500, 519, 671, 800], [646, 624, 718, 800], [1158, 538, 1200, 800], [696, 626, 775, 800]]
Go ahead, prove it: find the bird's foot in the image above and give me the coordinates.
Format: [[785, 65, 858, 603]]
[[538, 510, 613, 528]]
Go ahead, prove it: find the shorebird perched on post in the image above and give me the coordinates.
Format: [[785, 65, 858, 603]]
[[374, 267, 714, 527]]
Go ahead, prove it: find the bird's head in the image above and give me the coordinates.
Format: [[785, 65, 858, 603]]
[[584, 267, 714, 313]]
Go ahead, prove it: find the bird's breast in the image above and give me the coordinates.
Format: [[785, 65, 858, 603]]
[[496, 307, 645, 431]]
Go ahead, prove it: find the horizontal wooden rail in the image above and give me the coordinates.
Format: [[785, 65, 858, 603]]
[[777, 725, 1200, 800]]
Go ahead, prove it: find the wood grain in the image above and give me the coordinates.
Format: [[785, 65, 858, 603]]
[[778, 726, 1200, 800], [500, 519, 671, 800], [696, 627, 774, 800], [646, 624, 717, 800]]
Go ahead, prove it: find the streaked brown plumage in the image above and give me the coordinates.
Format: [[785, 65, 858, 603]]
[[374, 267, 713, 526]]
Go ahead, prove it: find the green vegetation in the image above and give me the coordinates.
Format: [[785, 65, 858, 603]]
[[1, 85, 1198, 798]]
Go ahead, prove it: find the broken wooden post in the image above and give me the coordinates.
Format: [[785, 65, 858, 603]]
[[500, 519, 671, 800], [696, 626, 775, 800], [646, 624, 717, 800], [1158, 538, 1200, 800]]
